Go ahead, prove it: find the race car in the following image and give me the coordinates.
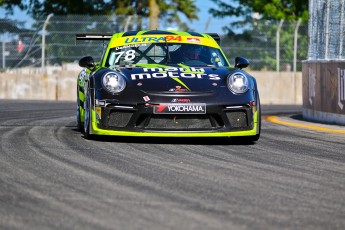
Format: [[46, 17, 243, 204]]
[[76, 30, 261, 142]]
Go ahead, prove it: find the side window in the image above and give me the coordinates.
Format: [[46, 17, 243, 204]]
[[108, 52, 116, 66], [211, 48, 228, 67], [100, 43, 109, 65]]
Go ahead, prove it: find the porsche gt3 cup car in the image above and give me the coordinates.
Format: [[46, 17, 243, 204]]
[[76, 30, 261, 142]]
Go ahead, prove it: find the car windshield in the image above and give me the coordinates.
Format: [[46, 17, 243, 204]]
[[106, 43, 229, 67]]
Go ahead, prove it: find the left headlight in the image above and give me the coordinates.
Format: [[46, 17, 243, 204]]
[[102, 72, 126, 93], [227, 72, 249, 94]]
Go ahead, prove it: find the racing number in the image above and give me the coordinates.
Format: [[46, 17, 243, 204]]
[[165, 36, 182, 42], [114, 50, 136, 63]]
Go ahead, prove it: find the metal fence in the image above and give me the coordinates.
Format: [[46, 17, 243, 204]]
[[308, 0, 345, 60], [0, 15, 307, 72]]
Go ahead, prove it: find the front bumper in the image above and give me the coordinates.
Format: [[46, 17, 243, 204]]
[[89, 103, 259, 137]]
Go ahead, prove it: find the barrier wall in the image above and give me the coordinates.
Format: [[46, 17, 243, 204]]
[[302, 61, 345, 125], [0, 70, 302, 105]]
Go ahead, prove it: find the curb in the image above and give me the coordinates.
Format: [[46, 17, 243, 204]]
[[264, 115, 345, 135]]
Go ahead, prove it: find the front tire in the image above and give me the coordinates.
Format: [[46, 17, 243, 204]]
[[83, 90, 93, 139], [232, 94, 261, 143], [76, 86, 84, 132]]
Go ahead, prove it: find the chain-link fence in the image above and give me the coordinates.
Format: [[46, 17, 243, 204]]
[[308, 0, 345, 60], [0, 15, 307, 72]]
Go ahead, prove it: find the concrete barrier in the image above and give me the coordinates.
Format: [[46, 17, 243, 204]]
[[302, 61, 345, 125], [0, 71, 77, 101], [0, 68, 302, 105]]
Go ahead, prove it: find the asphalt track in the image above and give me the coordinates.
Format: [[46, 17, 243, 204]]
[[0, 100, 344, 230]]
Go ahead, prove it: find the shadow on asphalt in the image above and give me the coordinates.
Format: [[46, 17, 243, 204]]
[[70, 128, 257, 146]]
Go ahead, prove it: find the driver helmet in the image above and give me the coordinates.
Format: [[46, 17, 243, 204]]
[[182, 44, 203, 60]]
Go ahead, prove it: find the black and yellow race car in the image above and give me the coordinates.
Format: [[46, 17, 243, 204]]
[[76, 30, 261, 142]]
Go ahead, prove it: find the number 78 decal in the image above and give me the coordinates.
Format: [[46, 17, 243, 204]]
[[114, 50, 136, 63]]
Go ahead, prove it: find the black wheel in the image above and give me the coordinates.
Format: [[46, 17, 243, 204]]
[[76, 105, 83, 131], [254, 93, 261, 141], [76, 86, 84, 131], [232, 94, 261, 144], [83, 90, 93, 139]]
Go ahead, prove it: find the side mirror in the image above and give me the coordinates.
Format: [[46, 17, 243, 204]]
[[234, 56, 249, 69], [79, 56, 95, 69]]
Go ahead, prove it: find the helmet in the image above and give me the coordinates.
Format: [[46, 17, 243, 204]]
[[182, 44, 203, 60]]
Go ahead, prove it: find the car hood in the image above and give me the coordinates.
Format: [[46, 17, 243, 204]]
[[119, 66, 233, 92]]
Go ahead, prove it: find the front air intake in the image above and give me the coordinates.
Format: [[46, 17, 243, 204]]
[[225, 111, 248, 128], [107, 111, 133, 127]]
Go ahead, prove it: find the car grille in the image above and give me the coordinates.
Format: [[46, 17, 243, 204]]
[[101, 106, 252, 131], [146, 115, 213, 130]]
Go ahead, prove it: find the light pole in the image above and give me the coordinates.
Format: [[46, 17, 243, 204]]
[[2, 41, 10, 69], [41, 14, 53, 74]]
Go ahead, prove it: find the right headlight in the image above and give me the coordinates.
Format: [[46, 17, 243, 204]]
[[102, 72, 126, 93], [227, 72, 249, 94]]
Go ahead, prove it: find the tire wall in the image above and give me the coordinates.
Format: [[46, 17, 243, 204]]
[[302, 60, 345, 125]]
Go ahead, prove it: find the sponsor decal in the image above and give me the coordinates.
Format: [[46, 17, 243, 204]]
[[154, 103, 206, 114], [130, 67, 220, 81], [187, 37, 201, 43], [115, 44, 146, 50], [308, 67, 316, 105], [169, 86, 189, 92], [143, 96, 150, 102], [79, 70, 86, 81], [212, 83, 218, 86], [338, 68, 345, 110], [137, 82, 143, 86], [165, 36, 182, 42], [171, 98, 191, 103], [124, 36, 182, 44], [95, 106, 102, 120]]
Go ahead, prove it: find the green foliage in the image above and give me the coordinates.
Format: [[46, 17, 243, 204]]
[[209, 0, 308, 23], [1, 0, 198, 22], [210, 0, 308, 71], [221, 20, 308, 71], [0, 0, 26, 14], [0, 0, 199, 66]]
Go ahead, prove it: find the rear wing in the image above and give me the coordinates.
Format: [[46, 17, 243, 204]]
[[206, 33, 220, 45], [75, 33, 113, 44]]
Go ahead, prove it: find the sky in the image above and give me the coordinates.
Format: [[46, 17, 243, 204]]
[[186, 0, 231, 34], [0, 0, 232, 34]]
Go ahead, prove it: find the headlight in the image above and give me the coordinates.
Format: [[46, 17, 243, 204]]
[[227, 72, 249, 94], [102, 72, 126, 93]]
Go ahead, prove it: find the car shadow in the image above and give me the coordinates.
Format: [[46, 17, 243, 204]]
[[70, 127, 256, 146]]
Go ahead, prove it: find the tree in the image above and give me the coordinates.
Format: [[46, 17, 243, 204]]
[[0, 0, 26, 14], [149, 0, 160, 29], [209, 0, 308, 71], [0, 0, 198, 67], [209, 0, 308, 23], [1, 0, 198, 30]]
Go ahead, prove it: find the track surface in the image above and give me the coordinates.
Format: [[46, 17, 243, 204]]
[[0, 100, 344, 230]]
